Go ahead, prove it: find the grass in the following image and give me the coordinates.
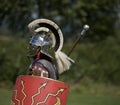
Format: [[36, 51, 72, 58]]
[[0, 88, 12, 105], [67, 91, 120, 105], [0, 88, 120, 105]]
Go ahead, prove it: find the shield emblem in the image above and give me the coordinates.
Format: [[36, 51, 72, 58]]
[[11, 75, 69, 105]]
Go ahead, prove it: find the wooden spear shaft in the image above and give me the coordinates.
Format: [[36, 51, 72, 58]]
[[67, 25, 90, 56]]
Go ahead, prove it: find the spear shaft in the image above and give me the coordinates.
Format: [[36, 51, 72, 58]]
[[68, 25, 90, 56]]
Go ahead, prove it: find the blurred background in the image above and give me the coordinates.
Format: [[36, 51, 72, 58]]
[[0, 0, 120, 105]]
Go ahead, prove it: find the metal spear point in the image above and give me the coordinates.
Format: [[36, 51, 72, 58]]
[[81, 24, 90, 35], [68, 24, 90, 56]]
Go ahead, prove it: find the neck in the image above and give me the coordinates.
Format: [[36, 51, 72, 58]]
[[33, 52, 41, 59]]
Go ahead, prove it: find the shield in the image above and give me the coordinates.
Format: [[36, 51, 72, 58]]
[[11, 75, 69, 105]]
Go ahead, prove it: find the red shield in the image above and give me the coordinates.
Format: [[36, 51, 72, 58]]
[[11, 75, 69, 105]]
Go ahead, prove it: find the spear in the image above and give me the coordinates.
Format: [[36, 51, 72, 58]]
[[67, 24, 90, 56]]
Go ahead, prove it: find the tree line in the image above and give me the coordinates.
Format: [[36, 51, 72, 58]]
[[0, 0, 119, 41]]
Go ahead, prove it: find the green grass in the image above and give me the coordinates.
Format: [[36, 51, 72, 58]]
[[67, 91, 120, 105], [0, 88, 120, 105], [0, 89, 12, 105]]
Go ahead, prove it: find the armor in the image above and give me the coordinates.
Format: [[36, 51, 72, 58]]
[[28, 59, 59, 80]]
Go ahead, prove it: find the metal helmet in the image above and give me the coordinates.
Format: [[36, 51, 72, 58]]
[[28, 19, 74, 74], [28, 33, 51, 57]]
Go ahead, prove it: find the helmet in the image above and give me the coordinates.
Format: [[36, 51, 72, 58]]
[[28, 33, 51, 57]]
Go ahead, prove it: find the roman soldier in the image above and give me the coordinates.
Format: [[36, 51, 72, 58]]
[[11, 19, 74, 105]]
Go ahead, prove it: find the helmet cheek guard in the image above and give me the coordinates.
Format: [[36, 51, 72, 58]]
[[28, 19, 74, 74], [28, 44, 40, 57]]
